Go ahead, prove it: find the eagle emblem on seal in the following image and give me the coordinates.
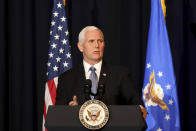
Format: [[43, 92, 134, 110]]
[[79, 99, 109, 130], [87, 110, 101, 121]]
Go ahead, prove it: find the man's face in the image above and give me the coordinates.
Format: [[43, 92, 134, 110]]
[[78, 29, 105, 65]]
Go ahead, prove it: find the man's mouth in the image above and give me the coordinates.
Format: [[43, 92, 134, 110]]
[[93, 51, 100, 54]]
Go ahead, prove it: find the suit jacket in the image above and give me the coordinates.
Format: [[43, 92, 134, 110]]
[[55, 62, 143, 105]]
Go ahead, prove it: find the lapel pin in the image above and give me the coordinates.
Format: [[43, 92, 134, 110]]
[[103, 73, 107, 77]]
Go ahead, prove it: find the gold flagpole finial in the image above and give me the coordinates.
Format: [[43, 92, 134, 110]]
[[161, 0, 166, 19], [63, 0, 66, 6], [161, 0, 166, 17]]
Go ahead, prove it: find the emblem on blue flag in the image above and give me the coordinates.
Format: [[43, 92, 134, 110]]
[[143, 71, 169, 111]]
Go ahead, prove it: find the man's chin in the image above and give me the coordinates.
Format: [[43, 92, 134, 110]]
[[91, 58, 102, 63], [91, 55, 102, 60]]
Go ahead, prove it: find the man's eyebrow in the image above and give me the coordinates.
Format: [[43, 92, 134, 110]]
[[87, 38, 104, 41], [87, 39, 95, 42]]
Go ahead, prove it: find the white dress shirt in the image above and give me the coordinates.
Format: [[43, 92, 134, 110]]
[[83, 60, 102, 80]]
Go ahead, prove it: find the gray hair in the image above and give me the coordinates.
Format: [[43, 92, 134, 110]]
[[78, 26, 104, 43]]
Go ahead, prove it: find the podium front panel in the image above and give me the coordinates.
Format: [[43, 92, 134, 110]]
[[45, 105, 147, 131]]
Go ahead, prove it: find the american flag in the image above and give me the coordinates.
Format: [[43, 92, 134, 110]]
[[42, 0, 72, 131]]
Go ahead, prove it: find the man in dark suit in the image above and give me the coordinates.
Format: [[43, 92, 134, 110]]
[[55, 61, 142, 105], [55, 26, 147, 118]]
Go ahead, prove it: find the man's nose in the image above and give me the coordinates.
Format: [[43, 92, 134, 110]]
[[94, 41, 99, 47]]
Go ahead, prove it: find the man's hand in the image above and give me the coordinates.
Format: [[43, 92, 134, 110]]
[[69, 96, 78, 106], [140, 106, 148, 120]]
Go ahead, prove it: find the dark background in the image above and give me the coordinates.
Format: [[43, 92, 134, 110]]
[[0, 0, 196, 131]]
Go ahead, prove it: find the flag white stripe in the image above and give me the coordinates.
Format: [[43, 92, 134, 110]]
[[42, 115, 46, 131], [54, 77, 58, 86]]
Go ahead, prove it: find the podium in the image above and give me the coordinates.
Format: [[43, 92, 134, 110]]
[[45, 105, 147, 131]]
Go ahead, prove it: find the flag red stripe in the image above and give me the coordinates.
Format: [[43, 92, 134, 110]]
[[47, 79, 57, 105], [44, 103, 46, 119], [43, 79, 57, 131]]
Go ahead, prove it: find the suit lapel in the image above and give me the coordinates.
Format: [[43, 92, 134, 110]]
[[77, 63, 86, 81], [96, 61, 111, 103], [98, 61, 110, 85], [75, 63, 87, 104]]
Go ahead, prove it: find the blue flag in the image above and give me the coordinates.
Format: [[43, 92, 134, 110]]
[[142, 0, 181, 131]]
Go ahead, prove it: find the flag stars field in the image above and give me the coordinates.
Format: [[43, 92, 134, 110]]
[[65, 30, 69, 36], [47, 62, 51, 67], [57, 2, 62, 8], [58, 25, 63, 31], [169, 99, 173, 105], [56, 57, 61, 62], [157, 128, 162, 131], [54, 34, 60, 40], [51, 43, 57, 49], [157, 71, 163, 77], [63, 61, 68, 67], [51, 21, 55, 26], [61, 16, 66, 22], [53, 11, 59, 17], [66, 52, 71, 58], [53, 65, 58, 71], [49, 52, 54, 58], [165, 114, 170, 120], [147, 63, 151, 68], [166, 84, 171, 90], [62, 39, 67, 44], [59, 48, 64, 53]]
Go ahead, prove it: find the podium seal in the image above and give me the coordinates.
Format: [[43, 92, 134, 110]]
[[79, 99, 109, 130]]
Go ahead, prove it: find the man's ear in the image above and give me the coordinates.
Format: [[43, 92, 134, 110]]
[[77, 42, 83, 52]]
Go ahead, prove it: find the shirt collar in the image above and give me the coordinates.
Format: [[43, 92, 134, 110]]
[[83, 60, 102, 73]]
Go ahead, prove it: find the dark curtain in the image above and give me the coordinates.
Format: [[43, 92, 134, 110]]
[[0, 0, 196, 131]]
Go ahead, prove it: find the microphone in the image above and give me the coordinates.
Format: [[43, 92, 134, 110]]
[[95, 73, 106, 100], [97, 84, 105, 100], [84, 79, 91, 100]]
